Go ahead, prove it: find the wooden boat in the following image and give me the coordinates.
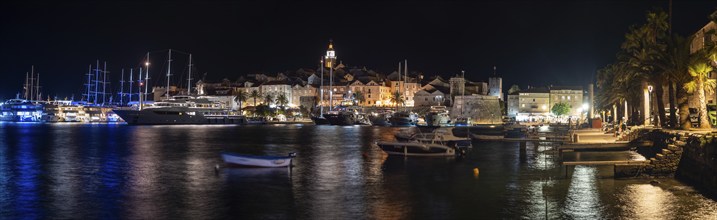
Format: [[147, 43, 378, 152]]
[[374, 141, 456, 157], [222, 152, 297, 167]]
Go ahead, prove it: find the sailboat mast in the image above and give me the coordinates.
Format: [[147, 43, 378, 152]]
[[144, 52, 150, 102], [102, 61, 107, 105], [24, 72, 28, 100], [129, 68, 134, 103], [166, 49, 172, 100], [404, 59, 407, 111], [29, 66, 34, 101], [120, 68, 125, 105], [36, 73, 40, 101], [329, 59, 333, 109], [398, 61, 401, 108], [187, 53, 192, 95], [94, 60, 99, 104], [320, 56, 324, 115], [139, 67, 143, 110], [86, 65, 92, 102]]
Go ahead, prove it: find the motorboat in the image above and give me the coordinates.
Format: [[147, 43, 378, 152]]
[[113, 97, 245, 125], [389, 111, 417, 126], [374, 141, 456, 157], [395, 127, 472, 149], [222, 152, 297, 167]]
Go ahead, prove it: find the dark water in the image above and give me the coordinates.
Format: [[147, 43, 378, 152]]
[[0, 123, 715, 219]]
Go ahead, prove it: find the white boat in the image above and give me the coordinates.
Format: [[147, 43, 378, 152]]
[[374, 141, 456, 157], [222, 152, 297, 167], [395, 127, 472, 149], [114, 96, 245, 125]]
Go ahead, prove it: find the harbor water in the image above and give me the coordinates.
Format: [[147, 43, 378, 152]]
[[0, 123, 715, 219]]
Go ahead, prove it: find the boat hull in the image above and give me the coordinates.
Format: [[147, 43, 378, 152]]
[[323, 112, 356, 126], [114, 109, 245, 125], [375, 141, 455, 157], [311, 115, 330, 125], [222, 153, 294, 167]]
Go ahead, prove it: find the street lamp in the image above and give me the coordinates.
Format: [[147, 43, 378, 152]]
[[648, 85, 653, 126]]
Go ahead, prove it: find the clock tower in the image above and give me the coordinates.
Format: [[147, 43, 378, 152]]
[[325, 39, 336, 68]]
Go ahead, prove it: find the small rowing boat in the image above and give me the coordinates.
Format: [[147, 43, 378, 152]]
[[221, 152, 297, 167]]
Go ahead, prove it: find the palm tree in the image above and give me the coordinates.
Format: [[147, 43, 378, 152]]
[[352, 91, 365, 106], [249, 90, 261, 107], [654, 35, 692, 128], [234, 90, 248, 115], [264, 94, 274, 106], [685, 62, 715, 129], [390, 91, 404, 111], [276, 93, 289, 110]]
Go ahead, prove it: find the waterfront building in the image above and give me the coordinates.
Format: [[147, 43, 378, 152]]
[[549, 86, 584, 117], [451, 94, 501, 124], [507, 91, 519, 117], [347, 79, 391, 106], [689, 19, 717, 106], [259, 80, 293, 106], [292, 83, 318, 108], [387, 71, 420, 107], [414, 84, 450, 107], [507, 86, 586, 122], [513, 87, 551, 122], [320, 80, 349, 107]]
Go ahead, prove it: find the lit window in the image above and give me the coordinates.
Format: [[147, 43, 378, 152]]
[[521, 104, 525, 107], [568, 96, 571, 100]]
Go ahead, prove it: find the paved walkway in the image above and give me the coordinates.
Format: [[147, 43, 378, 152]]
[[572, 128, 619, 144]]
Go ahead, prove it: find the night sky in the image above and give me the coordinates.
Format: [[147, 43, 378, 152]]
[[1, 0, 716, 100]]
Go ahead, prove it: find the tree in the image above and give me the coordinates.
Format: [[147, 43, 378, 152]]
[[551, 102, 571, 117], [685, 62, 715, 129], [276, 93, 289, 110], [249, 90, 261, 106], [234, 90, 248, 115], [508, 84, 521, 95], [654, 35, 692, 128], [299, 105, 310, 118], [264, 94, 274, 106], [353, 91, 365, 106], [390, 91, 404, 111]]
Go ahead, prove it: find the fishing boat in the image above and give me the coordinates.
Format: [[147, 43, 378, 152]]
[[222, 152, 297, 167], [374, 141, 456, 157]]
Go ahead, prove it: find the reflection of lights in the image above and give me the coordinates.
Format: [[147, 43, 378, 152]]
[[564, 166, 601, 219]]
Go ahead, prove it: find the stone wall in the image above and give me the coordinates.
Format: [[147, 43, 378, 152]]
[[675, 133, 717, 197]]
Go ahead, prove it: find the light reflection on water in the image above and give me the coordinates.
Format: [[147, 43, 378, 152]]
[[0, 123, 714, 219]]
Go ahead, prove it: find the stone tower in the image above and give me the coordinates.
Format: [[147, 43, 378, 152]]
[[488, 66, 503, 100]]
